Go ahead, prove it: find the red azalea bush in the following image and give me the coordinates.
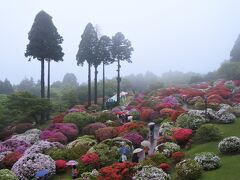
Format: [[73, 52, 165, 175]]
[[207, 94, 226, 104], [81, 152, 100, 167], [83, 122, 107, 135], [98, 162, 137, 180], [160, 108, 176, 118], [179, 88, 204, 98], [40, 130, 68, 144], [155, 103, 174, 110], [55, 160, 67, 173], [207, 86, 231, 99], [171, 151, 185, 163], [116, 122, 144, 135], [53, 113, 67, 123], [173, 128, 192, 143], [160, 163, 171, 173], [140, 108, 154, 121], [95, 127, 118, 141], [122, 132, 144, 147], [2, 152, 23, 168]]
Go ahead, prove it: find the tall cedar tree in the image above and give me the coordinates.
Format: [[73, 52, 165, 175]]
[[112, 32, 133, 104], [230, 34, 240, 62], [76, 23, 98, 106], [25, 10, 64, 121], [97, 36, 114, 109]]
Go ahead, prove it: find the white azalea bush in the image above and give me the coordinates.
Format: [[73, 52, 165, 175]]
[[218, 136, 240, 154], [0, 169, 18, 180], [194, 152, 221, 170], [11, 129, 41, 145], [66, 135, 97, 149], [176, 159, 202, 180], [156, 142, 180, 157], [176, 114, 206, 130], [81, 169, 99, 180], [11, 153, 55, 180], [133, 165, 170, 180], [215, 109, 236, 124]]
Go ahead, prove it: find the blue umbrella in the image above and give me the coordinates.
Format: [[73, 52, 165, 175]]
[[35, 169, 49, 178], [119, 147, 131, 155]]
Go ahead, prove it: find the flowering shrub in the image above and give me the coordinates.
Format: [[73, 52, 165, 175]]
[[53, 113, 67, 123], [46, 123, 79, 141], [0, 169, 18, 180], [133, 165, 170, 180], [160, 163, 171, 173], [162, 95, 179, 106], [24, 140, 64, 155], [215, 109, 236, 124], [55, 160, 67, 173], [218, 136, 240, 154], [99, 162, 137, 180], [2, 152, 22, 168], [0, 151, 12, 162], [122, 132, 144, 147], [173, 128, 192, 143], [81, 152, 100, 167], [141, 152, 168, 167], [176, 159, 202, 180], [0, 139, 31, 153], [83, 123, 107, 135], [140, 108, 154, 121], [67, 135, 97, 149], [40, 130, 68, 144], [96, 111, 117, 123], [11, 129, 41, 144], [81, 169, 99, 180], [171, 151, 185, 163], [156, 142, 180, 157], [176, 114, 206, 130], [116, 122, 144, 135], [95, 127, 118, 142], [11, 153, 55, 180], [195, 124, 222, 143], [194, 152, 221, 170], [68, 105, 86, 113]]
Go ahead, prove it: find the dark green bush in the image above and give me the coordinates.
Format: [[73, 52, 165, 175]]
[[141, 152, 168, 167], [95, 111, 117, 123], [195, 124, 222, 143]]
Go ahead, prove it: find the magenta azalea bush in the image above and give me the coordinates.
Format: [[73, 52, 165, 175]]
[[162, 96, 179, 106], [123, 132, 144, 147], [40, 130, 68, 144], [83, 122, 107, 135], [11, 153, 55, 180]]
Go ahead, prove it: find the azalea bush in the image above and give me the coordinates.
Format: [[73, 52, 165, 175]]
[[55, 160, 67, 173], [133, 165, 170, 180], [2, 152, 23, 168], [195, 124, 222, 143], [156, 142, 180, 157], [141, 152, 168, 167], [40, 130, 68, 144], [176, 159, 202, 180], [173, 128, 192, 144], [116, 122, 145, 135], [218, 136, 240, 154], [95, 127, 118, 142], [0, 169, 18, 180], [171, 151, 185, 163], [194, 152, 221, 170], [81, 152, 100, 167], [122, 132, 144, 147], [140, 108, 154, 121], [66, 135, 97, 149], [160, 163, 171, 173], [83, 123, 107, 135], [81, 169, 99, 180], [0, 139, 31, 153], [99, 162, 137, 180], [176, 114, 206, 130], [11, 153, 56, 180], [11, 128, 41, 144], [53, 113, 67, 123], [96, 111, 117, 123]]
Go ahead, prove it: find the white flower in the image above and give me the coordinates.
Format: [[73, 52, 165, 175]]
[[194, 152, 221, 170]]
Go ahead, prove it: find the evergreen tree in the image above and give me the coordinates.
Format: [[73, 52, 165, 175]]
[[230, 34, 240, 62], [76, 23, 98, 106], [0, 79, 14, 95], [112, 32, 133, 104], [25, 10, 64, 121]]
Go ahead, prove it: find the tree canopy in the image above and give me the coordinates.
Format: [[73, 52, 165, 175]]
[[230, 34, 240, 62]]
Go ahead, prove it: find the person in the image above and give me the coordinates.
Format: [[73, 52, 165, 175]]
[[132, 153, 139, 163], [121, 153, 127, 162], [143, 146, 149, 157], [71, 165, 78, 179]]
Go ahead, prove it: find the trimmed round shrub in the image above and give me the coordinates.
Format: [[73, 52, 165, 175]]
[[63, 112, 95, 132], [141, 152, 168, 167], [156, 142, 180, 157], [66, 135, 97, 149], [83, 123, 107, 135], [218, 136, 240, 154], [96, 111, 117, 123], [11, 153, 55, 180], [0, 139, 31, 153], [122, 132, 144, 147], [55, 160, 67, 173], [194, 152, 221, 170], [2, 152, 23, 168], [40, 130, 68, 144], [0, 169, 18, 180], [176, 159, 202, 180], [173, 128, 192, 143], [195, 124, 222, 143], [176, 114, 206, 130], [160, 163, 171, 173], [171, 151, 185, 163], [95, 127, 118, 142]]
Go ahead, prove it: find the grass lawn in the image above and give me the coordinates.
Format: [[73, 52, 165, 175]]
[[184, 119, 240, 180]]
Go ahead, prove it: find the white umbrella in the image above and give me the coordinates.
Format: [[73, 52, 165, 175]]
[[141, 140, 151, 147], [133, 148, 143, 154]]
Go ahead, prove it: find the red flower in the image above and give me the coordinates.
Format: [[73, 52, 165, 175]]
[[160, 163, 171, 172], [140, 108, 154, 121], [116, 122, 144, 135], [173, 128, 192, 143], [81, 152, 100, 167], [55, 160, 67, 173], [171, 151, 185, 163], [2, 152, 22, 168]]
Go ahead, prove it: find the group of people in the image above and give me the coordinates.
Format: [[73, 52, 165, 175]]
[[116, 111, 133, 124]]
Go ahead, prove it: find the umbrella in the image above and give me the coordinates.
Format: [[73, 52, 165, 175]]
[[66, 160, 78, 166], [35, 169, 49, 178], [141, 140, 151, 147], [119, 147, 131, 155], [133, 148, 143, 154], [148, 122, 155, 126]]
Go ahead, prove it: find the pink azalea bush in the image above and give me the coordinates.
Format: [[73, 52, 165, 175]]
[[40, 130, 68, 144], [83, 123, 107, 135], [0, 139, 31, 153], [123, 132, 144, 147], [95, 127, 118, 142]]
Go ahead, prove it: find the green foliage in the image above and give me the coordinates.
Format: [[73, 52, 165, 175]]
[[63, 112, 95, 132], [62, 73, 79, 89], [141, 152, 168, 167], [0, 79, 14, 95], [5, 92, 51, 123], [176, 159, 202, 180], [95, 111, 117, 123], [0, 169, 18, 180], [195, 124, 222, 143], [176, 114, 206, 130], [218, 61, 240, 80], [230, 34, 240, 62]]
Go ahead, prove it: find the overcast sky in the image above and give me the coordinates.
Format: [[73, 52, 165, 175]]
[[1, 0, 240, 84]]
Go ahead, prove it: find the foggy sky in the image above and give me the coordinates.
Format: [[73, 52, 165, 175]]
[[1, 0, 240, 85]]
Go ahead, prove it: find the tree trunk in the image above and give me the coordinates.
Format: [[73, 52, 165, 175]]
[[94, 66, 98, 104], [102, 63, 105, 109], [88, 63, 92, 106], [117, 59, 121, 104], [40, 58, 45, 122], [46, 60, 50, 120]]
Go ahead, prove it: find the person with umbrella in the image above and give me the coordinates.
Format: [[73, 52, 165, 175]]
[[141, 140, 151, 157], [132, 148, 143, 163], [66, 160, 79, 179]]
